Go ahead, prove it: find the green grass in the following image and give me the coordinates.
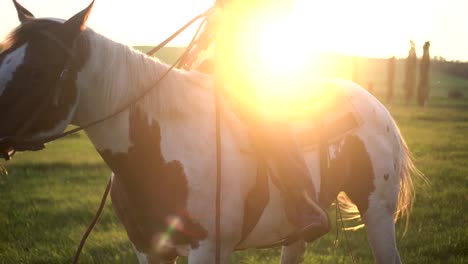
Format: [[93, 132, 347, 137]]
[[0, 51, 467, 263]]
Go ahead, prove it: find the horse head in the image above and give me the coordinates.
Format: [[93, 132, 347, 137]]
[[0, 1, 94, 152]]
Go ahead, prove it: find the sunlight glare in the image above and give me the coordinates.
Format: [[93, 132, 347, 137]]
[[216, 0, 425, 116], [256, 15, 317, 77], [215, 0, 327, 113]]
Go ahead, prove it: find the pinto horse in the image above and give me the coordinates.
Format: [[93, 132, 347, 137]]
[[0, 1, 420, 263]]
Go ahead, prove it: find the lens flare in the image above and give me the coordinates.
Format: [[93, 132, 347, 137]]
[[152, 215, 183, 254]]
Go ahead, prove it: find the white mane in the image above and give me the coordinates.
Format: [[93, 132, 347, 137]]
[[74, 29, 215, 125]]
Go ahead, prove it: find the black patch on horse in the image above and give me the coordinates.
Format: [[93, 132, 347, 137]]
[[319, 139, 349, 208], [318, 135, 375, 215], [99, 107, 207, 257], [341, 135, 375, 214]]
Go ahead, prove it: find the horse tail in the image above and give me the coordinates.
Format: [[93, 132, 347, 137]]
[[394, 127, 427, 235]]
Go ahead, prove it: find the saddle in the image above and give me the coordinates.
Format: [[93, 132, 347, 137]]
[[229, 80, 363, 246]]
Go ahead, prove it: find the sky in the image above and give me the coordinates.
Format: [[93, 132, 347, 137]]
[[1, 0, 468, 61]]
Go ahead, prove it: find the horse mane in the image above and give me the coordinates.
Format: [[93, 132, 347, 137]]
[[76, 28, 214, 122]]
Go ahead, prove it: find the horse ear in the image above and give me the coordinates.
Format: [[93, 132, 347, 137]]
[[61, 1, 94, 43], [12, 0, 35, 23]]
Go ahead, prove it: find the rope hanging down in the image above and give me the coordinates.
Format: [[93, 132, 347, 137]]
[[72, 177, 111, 264]]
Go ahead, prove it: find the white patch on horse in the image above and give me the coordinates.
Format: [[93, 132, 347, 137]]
[[72, 30, 137, 154], [0, 43, 27, 96], [352, 85, 401, 215], [81, 110, 133, 154]]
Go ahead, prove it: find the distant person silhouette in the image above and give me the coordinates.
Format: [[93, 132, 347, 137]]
[[403, 40, 417, 104], [386, 56, 396, 105], [418, 41, 431, 107]]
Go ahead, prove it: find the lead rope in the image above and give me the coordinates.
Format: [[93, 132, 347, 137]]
[[213, 7, 223, 258], [72, 177, 111, 264], [335, 198, 358, 264]]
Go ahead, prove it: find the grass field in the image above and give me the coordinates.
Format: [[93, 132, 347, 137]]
[[0, 50, 467, 263]]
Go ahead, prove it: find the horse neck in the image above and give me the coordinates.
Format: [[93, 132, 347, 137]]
[[71, 30, 215, 152], [72, 30, 165, 124]]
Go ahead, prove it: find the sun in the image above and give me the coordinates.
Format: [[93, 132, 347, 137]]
[[214, 0, 325, 100], [213, 0, 367, 111], [256, 16, 318, 77]]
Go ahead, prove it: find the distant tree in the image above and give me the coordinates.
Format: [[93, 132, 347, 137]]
[[417, 41, 431, 107], [403, 40, 417, 104], [386, 56, 396, 105], [433, 59, 468, 79]]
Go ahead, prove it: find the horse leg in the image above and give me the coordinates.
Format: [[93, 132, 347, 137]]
[[280, 240, 306, 264], [362, 205, 401, 264], [360, 142, 402, 263]]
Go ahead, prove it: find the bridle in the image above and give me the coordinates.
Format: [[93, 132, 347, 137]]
[[0, 9, 211, 161]]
